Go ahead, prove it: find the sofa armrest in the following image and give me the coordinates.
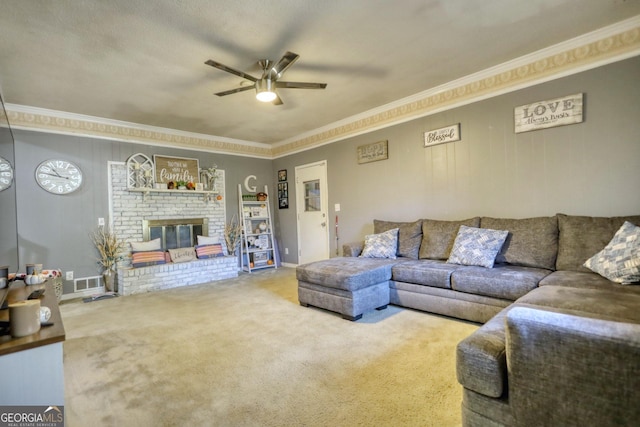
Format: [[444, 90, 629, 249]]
[[506, 307, 640, 427], [343, 241, 364, 257]]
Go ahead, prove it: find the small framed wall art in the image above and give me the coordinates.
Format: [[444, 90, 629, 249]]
[[424, 123, 461, 147], [514, 93, 583, 133], [277, 170, 288, 209], [357, 140, 388, 164]]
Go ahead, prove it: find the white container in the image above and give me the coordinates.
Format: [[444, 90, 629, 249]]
[[10, 300, 41, 337]]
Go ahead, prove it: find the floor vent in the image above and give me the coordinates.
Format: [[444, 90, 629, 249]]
[[73, 275, 103, 294]]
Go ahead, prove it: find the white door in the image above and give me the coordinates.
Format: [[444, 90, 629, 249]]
[[295, 161, 329, 265]]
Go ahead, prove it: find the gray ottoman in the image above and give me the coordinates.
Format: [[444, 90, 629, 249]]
[[296, 257, 396, 321]]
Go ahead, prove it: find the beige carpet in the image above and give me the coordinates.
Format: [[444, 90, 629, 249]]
[[60, 267, 478, 427]]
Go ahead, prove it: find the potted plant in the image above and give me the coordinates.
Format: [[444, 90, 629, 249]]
[[176, 180, 187, 190], [90, 225, 125, 292]]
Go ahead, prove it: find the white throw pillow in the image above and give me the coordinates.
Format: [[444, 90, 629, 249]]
[[130, 238, 162, 252], [197, 235, 220, 245], [359, 228, 399, 259], [584, 221, 640, 284], [447, 226, 509, 268]]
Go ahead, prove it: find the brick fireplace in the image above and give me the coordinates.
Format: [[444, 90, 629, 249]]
[[108, 162, 238, 295]]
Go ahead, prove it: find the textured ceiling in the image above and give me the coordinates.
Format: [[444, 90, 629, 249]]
[[1, 1, 639, 145]]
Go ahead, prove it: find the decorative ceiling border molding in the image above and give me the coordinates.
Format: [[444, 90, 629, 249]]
[[4, 104, 274, 159], [4, 16, 639, 160], [272, 16, 640, 157]]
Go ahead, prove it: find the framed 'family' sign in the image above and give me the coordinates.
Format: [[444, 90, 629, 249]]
[[153, 155, 200, 184], [514, 93, 583, 133]]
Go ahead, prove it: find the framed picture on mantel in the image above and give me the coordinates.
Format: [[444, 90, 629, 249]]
[[153, 155, 200, 185]]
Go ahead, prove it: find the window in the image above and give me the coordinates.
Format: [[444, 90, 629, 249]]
[[304, 180, 321, 212]]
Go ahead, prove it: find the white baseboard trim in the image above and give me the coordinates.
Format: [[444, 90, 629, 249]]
[[61, 287, 105, 301]]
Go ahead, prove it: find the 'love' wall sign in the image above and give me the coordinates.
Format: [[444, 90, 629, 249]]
[[514, 93, 583, 133]]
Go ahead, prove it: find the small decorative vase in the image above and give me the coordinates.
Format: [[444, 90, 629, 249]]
[[103, 270, 116, 293]]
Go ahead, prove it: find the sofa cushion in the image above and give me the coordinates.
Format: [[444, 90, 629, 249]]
[[360, 228, 398, 259], [447, 226, 509, 268], [390, 259, 461, 289], [374, 219, 422, 259], [451, 265, 551, 301], [419, 217, 480, 260], [539, 270, 640, 296], [296, 257, 399, 292], [481, 216, 558, 270], [584, 221, 640, 284], [556, 213, 640, 272], [515, 285, 640, 324]]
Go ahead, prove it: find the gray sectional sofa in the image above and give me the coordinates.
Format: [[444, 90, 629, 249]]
[[296, 213, 640, 426]]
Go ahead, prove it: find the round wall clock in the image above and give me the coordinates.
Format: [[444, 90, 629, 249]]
[[35, 159, 83, 194], [0, 156, 14, 192]]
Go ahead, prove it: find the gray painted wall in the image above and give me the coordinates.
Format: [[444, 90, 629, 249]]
[[273, 56, 640, 264], [7, 56, 640, 286], [12, 131, 273, 293], [0, 90, 19, 273]]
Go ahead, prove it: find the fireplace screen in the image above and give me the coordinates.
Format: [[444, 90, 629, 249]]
[[142, 218, 208, 250]]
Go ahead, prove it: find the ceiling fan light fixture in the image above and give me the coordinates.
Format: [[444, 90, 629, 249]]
[[255, 79, 277, 102]]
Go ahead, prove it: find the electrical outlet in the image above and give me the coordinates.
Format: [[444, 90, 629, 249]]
[[98, 217, 105, 226], [285, 248, 289, 255], [66, 271, 74, 281]]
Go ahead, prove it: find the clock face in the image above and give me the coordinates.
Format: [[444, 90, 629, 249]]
[[35, 159, 83, 195], [0, 157, 14, 192]]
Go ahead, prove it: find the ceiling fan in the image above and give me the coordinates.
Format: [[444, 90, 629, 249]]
[[205, 51, 327, 105]]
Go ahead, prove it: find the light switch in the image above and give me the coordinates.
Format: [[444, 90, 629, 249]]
[[334, 203, 341, 212]]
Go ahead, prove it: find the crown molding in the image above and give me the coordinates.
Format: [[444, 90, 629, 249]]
[[271, 15, 640, 157], [5, 104, 274, 159], [4, 16, 639, 160]]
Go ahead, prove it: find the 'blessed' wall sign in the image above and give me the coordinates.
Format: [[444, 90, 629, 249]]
[[424, 123, 461, 147]]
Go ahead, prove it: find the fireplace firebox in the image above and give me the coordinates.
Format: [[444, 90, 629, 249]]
[[142, 218, 209, 250]]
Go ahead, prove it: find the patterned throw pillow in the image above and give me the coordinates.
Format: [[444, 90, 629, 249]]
[[195, 244, 224, 259], [584, 221, 640, 284], [447, 225, 509, 268], [359, 228, 399, 259], [131, 250, 167, 268], [168, 247, 197, 263]]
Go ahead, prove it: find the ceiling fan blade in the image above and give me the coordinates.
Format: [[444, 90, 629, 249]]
[[215, 85, 255, 97], [275, 81, 327, 89], [272, 51, 300, 78], [205, 59, 258, 82], [272, 94, 283, 106]]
